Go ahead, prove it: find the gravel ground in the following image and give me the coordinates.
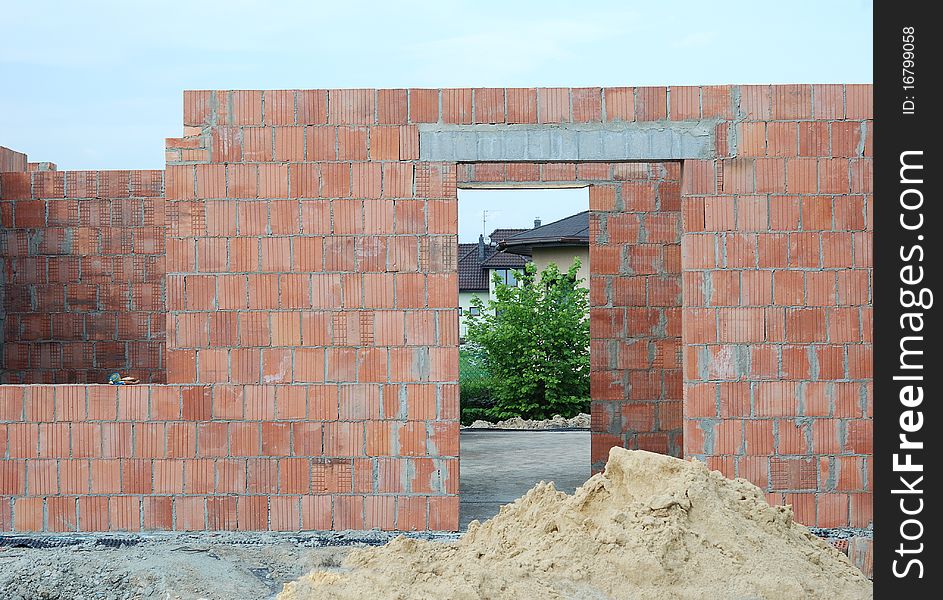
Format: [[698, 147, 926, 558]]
[[0, 531, 458, 600]]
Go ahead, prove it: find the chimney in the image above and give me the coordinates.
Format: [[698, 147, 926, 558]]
[[478, 234, 485, 261], [534, 217, 541, 228]]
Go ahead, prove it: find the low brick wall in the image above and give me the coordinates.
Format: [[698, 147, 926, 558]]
[[0, 384, 458, 531]]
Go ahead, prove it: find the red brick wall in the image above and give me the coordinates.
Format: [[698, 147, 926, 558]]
[[161, 90, 460, 529], [0, 170, 166, 383], [680, 84, 873, 529], [0, 383, 454, 531], [455, 161, 682, 470], [0, 85, 872, 537]]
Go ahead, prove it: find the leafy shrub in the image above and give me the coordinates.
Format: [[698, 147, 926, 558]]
[[459, 347, 495, 424], [465, 259, 590, 421]]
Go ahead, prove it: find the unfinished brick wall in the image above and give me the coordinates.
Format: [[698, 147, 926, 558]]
[[0, 85, 872, 544], [455, 161, 682, 471], [679, 84, 873, 529], [0, 170, 166, 383]]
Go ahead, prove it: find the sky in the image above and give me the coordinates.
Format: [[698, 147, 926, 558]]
[[458, 188, 588, 243], [1, 0, 872, 232]]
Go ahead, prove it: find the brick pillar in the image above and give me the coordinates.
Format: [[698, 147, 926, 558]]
[[589, 164, 683, 470]]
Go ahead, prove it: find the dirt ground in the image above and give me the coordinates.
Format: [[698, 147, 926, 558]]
[[0, 532, 456, 600]]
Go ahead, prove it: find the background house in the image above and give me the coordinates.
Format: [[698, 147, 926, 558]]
[[498, 211, 591, 289], [457, 213, 591, 340], [457, 230, 528, 339]]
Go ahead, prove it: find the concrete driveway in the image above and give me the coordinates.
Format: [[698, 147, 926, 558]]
[[458, 430, 590, 529]]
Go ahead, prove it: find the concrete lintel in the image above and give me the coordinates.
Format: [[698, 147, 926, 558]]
[[418, 121, 716, 162]]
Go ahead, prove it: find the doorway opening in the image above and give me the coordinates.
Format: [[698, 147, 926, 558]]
[[456, 185, 591, 528]]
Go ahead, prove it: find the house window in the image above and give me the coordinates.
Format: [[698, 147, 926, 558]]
[[469, 306, 480, 316], [494, 269, 517, 286]]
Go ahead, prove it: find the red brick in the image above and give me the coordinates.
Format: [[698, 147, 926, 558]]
[[771, 85, 812, 120], [237, 496, 268, 530], [395, 496, 425, 531], [139, 497, 171, 530], [538, 88, 570, 123], [506, 88, 537, 123], [76, 496, 108, 531], [565, 87, 599, 122], [787, 158, 817, 193], [737, 85, 769, 119], [701, 86, 732, 119], [812, 84, 844, 119], [785, 308, 827, 343], [737, 122, 766, 156], [409, 89, 439, 123], [206, 497, 238, 530], [636, 87, 667, 120], [270, 496, 300, 531], [669, 86, 699, 120], [817, 493, 850, 528], [770, 457, 817, 491], [301, 495, 332, 529], [441, 88, 472, 124], [364, 496, 395, 531], [376, 89, 407, 124], [623, 181, 656, 211], [332, 495, 363, 530], [604, 87, 634, 121], [845, 85, 872, 120], [175, 496, 206, 531], [335, 126, 367, 161], [328, 89, 374, 125], [229, 90, 263, 125], [109, 496, 141, 531], [265, 90, 295, 126], [297, 90, 327, 124], [473, 88, 505, 123], [741, 421, 773, 454], [14, 497, 44, 531], [849, 493, 872, 528], [755, 158, 786, 193]]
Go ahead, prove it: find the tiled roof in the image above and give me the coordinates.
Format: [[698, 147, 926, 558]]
[[457, 242, 528, 291], [481, 250, 528, 269], [499, 211, 590, 256], [488, 228, 528, 244], [457, 244, 486, 290]]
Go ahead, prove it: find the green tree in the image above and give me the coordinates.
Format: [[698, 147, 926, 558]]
[[465, 258, 590, 420]]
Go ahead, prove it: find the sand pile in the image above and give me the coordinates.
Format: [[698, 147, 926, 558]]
[[279, 448, 872, 600]]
